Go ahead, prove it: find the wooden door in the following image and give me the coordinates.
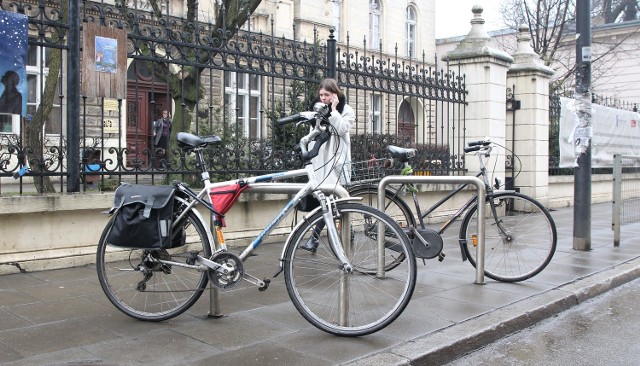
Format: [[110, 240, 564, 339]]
[[125, 89, 169, 167], [398, 100, 415, 144], [126, 91, 150, 167]]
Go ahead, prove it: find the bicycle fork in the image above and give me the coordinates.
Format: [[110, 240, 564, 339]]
[[317, 192, 354, 273]]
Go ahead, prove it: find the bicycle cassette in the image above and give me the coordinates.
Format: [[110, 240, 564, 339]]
[[208, 251, 244, 289]]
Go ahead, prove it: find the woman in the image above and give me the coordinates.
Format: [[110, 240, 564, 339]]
[[301, 78, 355, 253]]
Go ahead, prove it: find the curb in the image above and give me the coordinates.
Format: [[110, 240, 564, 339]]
[[346, 256, 640, 366]]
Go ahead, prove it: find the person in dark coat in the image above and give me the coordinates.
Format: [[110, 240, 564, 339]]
[[153, 109, 172, 153], [0, 71, 23, 115]]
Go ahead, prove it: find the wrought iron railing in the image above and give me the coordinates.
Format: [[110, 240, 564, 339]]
[[0, 0, 467, 195]]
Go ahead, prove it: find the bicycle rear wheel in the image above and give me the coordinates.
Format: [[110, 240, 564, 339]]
[[348, 185, 415, 272], [284, 202, 417, 336], [96, 208, 211, 321], [460, 192, 557, 282]]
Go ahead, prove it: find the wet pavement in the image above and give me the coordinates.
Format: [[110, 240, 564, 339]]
[[1, 202, 640, 365]]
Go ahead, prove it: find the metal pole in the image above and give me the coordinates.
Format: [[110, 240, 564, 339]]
[[327, 29, 336, 79], [378, 176, 486, 284], [573, 0, 592, 251], [66, 0, 81, 192], [612, 155, 622, 247]]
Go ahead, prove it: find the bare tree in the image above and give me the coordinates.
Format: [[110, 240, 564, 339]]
[[598, 0, 639, 23], [497, 0, 640, 89], [118, 0, 263, 167]]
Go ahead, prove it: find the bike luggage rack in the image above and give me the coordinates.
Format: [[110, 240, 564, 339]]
[[206, 184, 351, 318], [378, 176, 487, 284]]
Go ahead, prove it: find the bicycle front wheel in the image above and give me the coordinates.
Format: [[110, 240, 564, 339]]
[[96, 208, 212, 321], [284, 202, 417, 336], [460, 192, 557, 282]]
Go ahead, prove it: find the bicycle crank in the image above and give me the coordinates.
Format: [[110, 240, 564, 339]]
[[207, 251, 244, 289]]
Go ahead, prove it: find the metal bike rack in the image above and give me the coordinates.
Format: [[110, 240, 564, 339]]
[[207, 183, 350, 319], [378, 176, 487, 284]]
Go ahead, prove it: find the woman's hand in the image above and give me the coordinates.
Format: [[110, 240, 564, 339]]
[[331, 94, 339, 110]]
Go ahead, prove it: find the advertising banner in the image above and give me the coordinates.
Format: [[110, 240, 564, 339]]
[[559, 97, 640, 167], [0, 10, 28, 116]]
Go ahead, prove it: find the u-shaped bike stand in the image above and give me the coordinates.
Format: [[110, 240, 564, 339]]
[[378, 176, 487, 285]]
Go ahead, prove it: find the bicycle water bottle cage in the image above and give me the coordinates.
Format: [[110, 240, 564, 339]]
[[387, 145, 417, 163]]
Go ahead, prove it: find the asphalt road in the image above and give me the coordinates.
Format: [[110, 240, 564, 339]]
[[444, 277, 640, 366]]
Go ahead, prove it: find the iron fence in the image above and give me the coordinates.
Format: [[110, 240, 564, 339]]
[[0, 0, 467, 196]]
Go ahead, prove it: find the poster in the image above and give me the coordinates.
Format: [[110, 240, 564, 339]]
[[559, 97, 640, 167], [95, 36, 117, 74], [0, 10, 28, 116]]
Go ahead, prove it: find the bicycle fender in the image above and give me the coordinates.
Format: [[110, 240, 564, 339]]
[[275, 197, 362, 275], [491, 189, 517, 195], [174, 196, 216, 248]]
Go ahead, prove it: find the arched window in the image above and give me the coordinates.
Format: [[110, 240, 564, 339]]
[[406, 6, 416, 58], [398, 100, 415, 143], [369, 0, 381, 50]]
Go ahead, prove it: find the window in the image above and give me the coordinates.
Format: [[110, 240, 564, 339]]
[[332, 0, 342, 40], [224, 72, 261, 138], [0, 114, 19, 134], [26, 44, 62, 135], [406, 6, 416, 58], [369, 0, 381, 50], [370, 94, 382, 134]]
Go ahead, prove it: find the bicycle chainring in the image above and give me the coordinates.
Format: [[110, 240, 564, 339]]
[[208, 252, 244, 289]]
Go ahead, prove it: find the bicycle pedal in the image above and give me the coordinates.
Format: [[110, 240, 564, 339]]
[[258, 278, 271, 292]]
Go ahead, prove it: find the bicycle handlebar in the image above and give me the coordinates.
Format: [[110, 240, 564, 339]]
[[464, 145, 482, 153], [465, 138, 492, 153]]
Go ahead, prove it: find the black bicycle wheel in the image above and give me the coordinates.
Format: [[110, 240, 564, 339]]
[[96, 207, 211, 321], [460, 192, 557, 282], [348, 185, 415, 272], [284, 202, 417, 336]]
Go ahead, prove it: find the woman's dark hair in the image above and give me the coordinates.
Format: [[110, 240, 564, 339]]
[[317, 78, 343, 98]]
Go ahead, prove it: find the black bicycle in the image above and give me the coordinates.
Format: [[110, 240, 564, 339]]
[[348, 139, 557, 282]]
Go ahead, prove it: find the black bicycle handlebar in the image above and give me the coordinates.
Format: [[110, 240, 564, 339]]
[[467, 139, 491, 147], [277, 113, 306, 125]]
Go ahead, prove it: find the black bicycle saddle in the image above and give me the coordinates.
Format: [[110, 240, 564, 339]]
[[387, 145, 417, 163]]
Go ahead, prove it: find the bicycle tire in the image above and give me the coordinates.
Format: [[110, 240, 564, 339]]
[[348, 185, 415, 272], [460, 192, 557, 282], [96, 207, 212, 321], [284, 202, 417, 336]]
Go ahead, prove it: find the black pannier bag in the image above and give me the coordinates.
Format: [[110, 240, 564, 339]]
[[107, 184, 180, 249]]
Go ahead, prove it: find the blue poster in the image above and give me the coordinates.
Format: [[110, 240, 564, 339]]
[[0, 10, 28, 116], [95, 36, 117, 74]]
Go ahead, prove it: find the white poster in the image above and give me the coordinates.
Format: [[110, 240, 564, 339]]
[[559, 97, 640, 168]]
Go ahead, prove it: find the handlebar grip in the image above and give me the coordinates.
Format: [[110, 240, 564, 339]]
[[301, 130, 331, 162], [468, 139, 491, 147], [277, 113, 304, 125], [464, 145, 481, 153]]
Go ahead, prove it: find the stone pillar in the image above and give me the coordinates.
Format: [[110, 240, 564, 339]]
[[442, 5, 513, 177], [506, 25, 554, 205]]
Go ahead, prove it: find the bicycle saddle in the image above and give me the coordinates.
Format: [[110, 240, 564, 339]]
[[177, 132, 222, 149], [387, 145, 417, 163]]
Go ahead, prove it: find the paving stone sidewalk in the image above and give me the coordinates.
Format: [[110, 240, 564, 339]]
[[1, 202, 640, 365]]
